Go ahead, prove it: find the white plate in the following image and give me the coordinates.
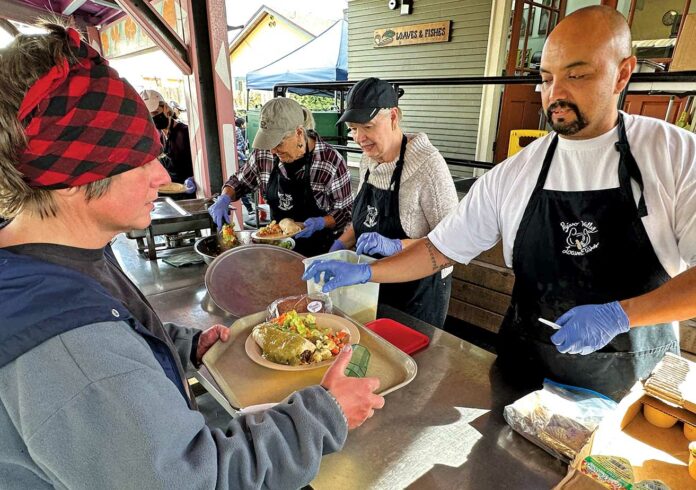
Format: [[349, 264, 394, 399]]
[[251, 222, 304, 241], [245, 312, 360, 371]]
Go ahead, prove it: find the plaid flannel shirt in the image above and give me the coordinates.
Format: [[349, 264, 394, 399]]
[[224, 134, 353, 229]]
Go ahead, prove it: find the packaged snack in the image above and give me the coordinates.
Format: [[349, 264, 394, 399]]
[[504, 379, 617, 462], [267, 293, 332, 319]]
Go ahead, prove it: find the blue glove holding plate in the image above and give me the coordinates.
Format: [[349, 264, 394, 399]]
[[355, 232, 402, 257], [551, 301, 630, 355], [302, 260, 372, 293], [296, 217, 326, 238]]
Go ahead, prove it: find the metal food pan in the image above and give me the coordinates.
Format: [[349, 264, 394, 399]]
[[202, 309, 418, 409]]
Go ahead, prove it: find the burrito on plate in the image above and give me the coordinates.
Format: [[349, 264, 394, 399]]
[[252, 323, 316, 366], [279, 218, 302, 235]]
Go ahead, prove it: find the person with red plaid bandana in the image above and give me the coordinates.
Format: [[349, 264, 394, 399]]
[[0, 22, 383, 489], [208, 97, 353, 257]]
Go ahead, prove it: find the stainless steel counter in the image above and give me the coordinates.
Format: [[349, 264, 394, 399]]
[[114, 233, 566, 489], [312, 305, 566, 489], [149, 293, 565, 489]]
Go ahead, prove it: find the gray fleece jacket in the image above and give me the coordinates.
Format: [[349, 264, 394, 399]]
[[0, 320, 347, 489], [0, 247, 348, 489]]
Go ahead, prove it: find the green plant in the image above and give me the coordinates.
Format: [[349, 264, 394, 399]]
[[289, 93, 336, 111]]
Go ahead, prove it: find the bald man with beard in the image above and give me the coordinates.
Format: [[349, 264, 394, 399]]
[[303, 6, 696, 400]]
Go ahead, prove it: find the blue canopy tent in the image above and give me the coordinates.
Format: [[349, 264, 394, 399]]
[[246, 19, 347, 94]]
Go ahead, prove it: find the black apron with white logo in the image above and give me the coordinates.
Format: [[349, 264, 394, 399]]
[[353, 136, 452, 327], [498, 115, 678, 400], [265, 151, 336, 257]]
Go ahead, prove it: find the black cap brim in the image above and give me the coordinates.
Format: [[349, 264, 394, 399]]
[[336, 107, 381, 126]]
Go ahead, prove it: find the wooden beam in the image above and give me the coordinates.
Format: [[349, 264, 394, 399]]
[[91, 0, 120, 8], [452, 261, 516, 294], [0, 17, 19, 36], [63, 0, 88, 16], [448, 299, 504, 333], [450, 280, 512, 316]]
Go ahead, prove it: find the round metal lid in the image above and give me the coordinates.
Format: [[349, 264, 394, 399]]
[[204, 244, 307, 317]]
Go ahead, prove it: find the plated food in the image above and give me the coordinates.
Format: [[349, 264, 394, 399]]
[[252, 218, 304, 240], [252, 237, 295, 250], [158, 182, 187, 194], [218, 223, 239, 250], [246, 311, 359, 370], [279, 218, 302, 235]]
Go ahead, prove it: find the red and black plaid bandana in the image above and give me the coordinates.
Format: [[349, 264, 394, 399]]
[[17, 28, 163, 189]]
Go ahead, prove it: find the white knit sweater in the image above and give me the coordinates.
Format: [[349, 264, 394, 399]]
[[359, 132, 459, 276]]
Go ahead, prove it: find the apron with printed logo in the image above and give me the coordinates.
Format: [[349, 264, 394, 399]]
[[266, 152, 336, 257], [352, 136, 451, 327], [498, 115, 678, 400]]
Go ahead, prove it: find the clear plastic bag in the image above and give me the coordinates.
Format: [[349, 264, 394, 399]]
[[503, 379, 618, 463], [266, 293, 333, 320]]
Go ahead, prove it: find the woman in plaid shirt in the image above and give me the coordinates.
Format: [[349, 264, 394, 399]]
[[209, 98, 352, 257]]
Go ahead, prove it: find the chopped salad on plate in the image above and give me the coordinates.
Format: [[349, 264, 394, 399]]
[[251, 310, 351, 366]]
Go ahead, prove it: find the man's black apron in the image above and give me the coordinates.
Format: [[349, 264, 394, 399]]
[[265, 151, 336, 257], [498, 115, 678, 400], [352, 136, 452, 328]]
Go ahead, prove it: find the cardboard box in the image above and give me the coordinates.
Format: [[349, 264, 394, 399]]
[[554, 384, 696, 489]]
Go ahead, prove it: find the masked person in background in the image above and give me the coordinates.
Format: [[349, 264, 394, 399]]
[[0, 23, 384, 489], [304, 6, 696, 401], [329, 78, 458, 327], [140, 89, 194, 187], [209, 98, 353, 257]]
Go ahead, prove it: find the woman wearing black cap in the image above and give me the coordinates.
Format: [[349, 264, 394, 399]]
[[330, 77, 459, 327]]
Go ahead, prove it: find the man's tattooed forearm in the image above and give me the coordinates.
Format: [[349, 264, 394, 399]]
[[424, 239, 455, 271]]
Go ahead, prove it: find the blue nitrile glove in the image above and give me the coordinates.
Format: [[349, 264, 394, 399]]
[[302, 260, 372, 293], [551, 301, 630, 355], [184, 177, 197, 194], [355, 232, 402, 257], [329, 239, 345, 252], [208, 193, 231, 229], [295, 217, 326, 238]]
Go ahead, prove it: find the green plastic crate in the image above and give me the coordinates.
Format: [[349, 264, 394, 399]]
[[246, 109, 340, 149]]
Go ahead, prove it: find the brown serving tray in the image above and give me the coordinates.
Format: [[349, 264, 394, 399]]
[[202, 309, 418, 409]]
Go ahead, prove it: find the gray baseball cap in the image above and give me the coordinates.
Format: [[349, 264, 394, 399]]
[[140, 89, 165, 113], [252, 98, 305, 150]]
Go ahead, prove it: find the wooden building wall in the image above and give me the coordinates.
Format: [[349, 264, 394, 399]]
[[347, 0, 494, 178]]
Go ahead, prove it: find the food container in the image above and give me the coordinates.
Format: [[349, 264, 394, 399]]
[[194, 233, 294, 264], [302, 250, 379, 325], [193, 233, 253, 264], [266, 293, 332, 319]]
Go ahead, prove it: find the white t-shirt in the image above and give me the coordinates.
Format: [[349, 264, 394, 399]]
[[429, 113, 696, 278]]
